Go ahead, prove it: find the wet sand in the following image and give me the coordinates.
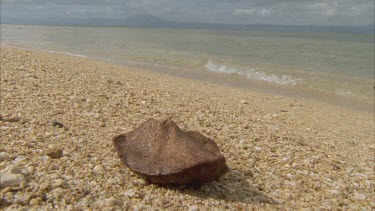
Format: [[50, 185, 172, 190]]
[[1, 47, 374, 210]]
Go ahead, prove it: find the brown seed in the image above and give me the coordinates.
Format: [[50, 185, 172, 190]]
[[113, 118, 228, 185]]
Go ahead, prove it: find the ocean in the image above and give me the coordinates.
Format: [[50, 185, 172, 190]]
[[1, 24, 374, 111]]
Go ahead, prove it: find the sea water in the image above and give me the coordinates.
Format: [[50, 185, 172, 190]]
[[1, 24, 374, 110]]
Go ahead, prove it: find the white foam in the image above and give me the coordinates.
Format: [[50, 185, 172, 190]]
[[43, 50, 111, 62], [66, 53, 90, 58], [205, 60, 299, 86], [44, 50, 90, 58]]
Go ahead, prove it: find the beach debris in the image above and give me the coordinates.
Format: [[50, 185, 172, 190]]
[[52, 120, 64, 128], [113, 118, 228, 185], [46, 148, 64, 159], [0, 165, 27, 188]]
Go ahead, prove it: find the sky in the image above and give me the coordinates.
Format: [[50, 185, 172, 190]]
[[1, 0, 374, 26]]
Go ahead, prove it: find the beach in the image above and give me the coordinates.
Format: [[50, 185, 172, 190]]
[[1, 47, 374, 210]]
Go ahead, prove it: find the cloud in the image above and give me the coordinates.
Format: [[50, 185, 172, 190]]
[[233, 0, 374, 25], [234, 8, 272, 17], [1, 0, 374, 26], [309, 2, 338, 17]]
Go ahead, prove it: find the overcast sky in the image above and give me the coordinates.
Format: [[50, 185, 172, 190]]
[[1, 0, 374, 26]]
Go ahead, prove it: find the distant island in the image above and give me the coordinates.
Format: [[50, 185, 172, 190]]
[[2, 14, 374, 34]]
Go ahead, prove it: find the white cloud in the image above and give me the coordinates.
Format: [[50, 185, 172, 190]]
[[233, 9, 256, 16], [234, 8, 272, 17], [260, 8, 272, 16], [325, 8, 337, 17], [309, 2, 338, 17]]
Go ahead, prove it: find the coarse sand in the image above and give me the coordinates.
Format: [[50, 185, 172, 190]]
[[1, 47, 374, 210]]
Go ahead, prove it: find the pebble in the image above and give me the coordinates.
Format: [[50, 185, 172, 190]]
[[7, 117, 21, 122], [93, 165, 105, 173], [39, 181, 50, 191], [134, 178, 146, 186], [72, 145, 79, 151], [133, 204, 147, 210], [331, 190, 340, 195], [52, 120, 64, 128], [282, 157, 290, 161], [107, 178, 119, 185], [254, 146, 263, 152], [161, 198, 169, 205], [354, 193, 366, 201], [51, 179, 68, 188], [13, 155, 26, 164], [29, 197, 42, 206], [46, 148, 63, 159], [271, 114, 279, 118], [189, 205, 199, 211], [20, 167, 30, 175], [240, 100, 248, 104], [0, 152, 9, 161], [303, 159, 312, 165], [39, 156, 49, 162], [3, 187, 12, 193], [103, 197, 123, 207], [19, 181, 27, 189], [287, 173, 294, 179], [0, 165, 27, 188], [27, 166, 35, 174], [124, 189, 136, 198]]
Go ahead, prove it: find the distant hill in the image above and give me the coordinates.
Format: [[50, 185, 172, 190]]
[[2, 15, 374, 34]]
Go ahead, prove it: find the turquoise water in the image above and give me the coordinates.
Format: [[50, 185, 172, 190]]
[[1, 24, 374, 108]]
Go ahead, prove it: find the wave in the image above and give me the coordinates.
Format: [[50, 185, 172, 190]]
[[45, 50, 90, 58], [44, 50, 112, 62], [204, 60, 299, 86], [65, 53, 90, 58]]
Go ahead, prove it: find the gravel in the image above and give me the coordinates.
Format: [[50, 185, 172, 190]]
[[1, 47, 374, 210]]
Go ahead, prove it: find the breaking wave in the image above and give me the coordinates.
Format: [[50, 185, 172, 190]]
[[205, 60, 299, 86]]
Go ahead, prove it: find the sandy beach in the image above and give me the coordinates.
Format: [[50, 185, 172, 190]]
[[1, 47, 374, 210]]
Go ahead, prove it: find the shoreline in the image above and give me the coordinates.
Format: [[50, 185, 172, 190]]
[[130, 61, 374, 113], [1, 47, 374, 210], [2, 43, 373, 113]]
